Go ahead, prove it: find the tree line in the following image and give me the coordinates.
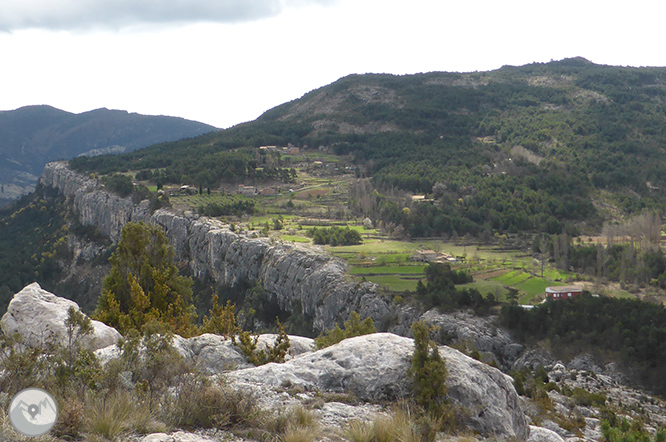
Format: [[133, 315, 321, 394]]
[[501, 294, 666, 395]]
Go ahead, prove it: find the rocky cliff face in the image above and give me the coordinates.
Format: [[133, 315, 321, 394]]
[[40, 162, 392, 333]]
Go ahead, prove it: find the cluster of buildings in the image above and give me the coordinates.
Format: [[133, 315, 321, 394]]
[[259, 145, 300, 155], [237, 185, 277, 197], [410, 250, 458, 263]]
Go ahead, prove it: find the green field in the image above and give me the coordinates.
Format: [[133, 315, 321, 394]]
[[349, 265, 427, 275], [363, 275, 420, 292]]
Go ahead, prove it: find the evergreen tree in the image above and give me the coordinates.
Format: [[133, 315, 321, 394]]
[[94, 222, 195, 336], [410, 321, 448, 414]]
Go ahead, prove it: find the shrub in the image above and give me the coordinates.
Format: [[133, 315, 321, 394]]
[[234, 320, 291, 366], [409, 321, 448, 415], [52, 398, 85, 440], [86, 391, 151, 439], [571, 387, 606, 407], [200, 294, 240, 337], [343, 409, 419, 442], [315, 312, 376, 349], [101, 173, 134, 197], [166, 377, 259, 429]]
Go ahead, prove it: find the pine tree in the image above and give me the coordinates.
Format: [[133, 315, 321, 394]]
[[410, 321, 448, 414], [94, 222, 195, 336]]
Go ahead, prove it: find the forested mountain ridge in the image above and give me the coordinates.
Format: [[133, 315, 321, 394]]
[[72, 58, 666, 236], [0, 105, 216, 206]]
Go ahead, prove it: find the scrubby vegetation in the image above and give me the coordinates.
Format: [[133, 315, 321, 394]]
[[0, 185, 69, 310], [308, 226, 363, 246], [413, 263, 497, 314], [502, 294, 666, 395], [315, 311, 376, 349]]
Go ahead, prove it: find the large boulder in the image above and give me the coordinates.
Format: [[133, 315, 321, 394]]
[[528, 426, 565, 442], [227, 333, 530, 440], [0, 283, 121, 351], [187, 334, 252, 373]]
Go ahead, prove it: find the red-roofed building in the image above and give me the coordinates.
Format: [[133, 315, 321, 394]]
[[545, 285, 583, 300]]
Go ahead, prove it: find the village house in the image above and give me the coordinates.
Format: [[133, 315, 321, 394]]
[[411, 195, 434, 203], [545, 285, 583, 301], [237, 185, 257, 196], [259, 187, 276, 196]]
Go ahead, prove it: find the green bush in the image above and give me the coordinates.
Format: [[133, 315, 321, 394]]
[[166, 377, 259, 429], [307, 226, 362, 246], [234, 319, 291, 366], [409, 321, 448, 415], [315, 312, 376, 349]]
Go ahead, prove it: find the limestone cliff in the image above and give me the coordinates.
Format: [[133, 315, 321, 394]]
[[40, 161, 392, 332]]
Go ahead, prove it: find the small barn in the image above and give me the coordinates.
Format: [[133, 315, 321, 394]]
[[545, 285, 583, 300]]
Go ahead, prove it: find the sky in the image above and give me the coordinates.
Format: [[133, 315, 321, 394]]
[[1, 0, 666, 129]]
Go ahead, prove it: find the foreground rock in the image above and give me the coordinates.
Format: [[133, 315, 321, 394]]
[[527, 426, 565, 442], [0, 282, 121, 351], [227, 333, 530, 440]]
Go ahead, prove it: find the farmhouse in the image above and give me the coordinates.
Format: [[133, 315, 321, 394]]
[[545, 285, 583, 301], [411, 250, 438, 262], [237, 185, 257, 196], [259, 187, 276, 196]]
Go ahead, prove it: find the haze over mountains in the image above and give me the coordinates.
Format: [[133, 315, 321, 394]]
[[0, 105, 216, 206]]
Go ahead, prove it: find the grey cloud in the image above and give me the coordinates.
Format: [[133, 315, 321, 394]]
[[0, 0, 337, 32]]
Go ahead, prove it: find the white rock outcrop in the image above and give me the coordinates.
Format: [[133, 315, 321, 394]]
[[528, 425, 565, 442], [0, 283, 121, 351], [227, 333, 530, 440]]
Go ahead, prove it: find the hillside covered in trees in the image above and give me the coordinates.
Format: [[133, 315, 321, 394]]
[[68, 58, 666, 237]]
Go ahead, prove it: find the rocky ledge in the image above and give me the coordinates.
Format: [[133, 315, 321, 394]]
[[40, 161, 390, 333]]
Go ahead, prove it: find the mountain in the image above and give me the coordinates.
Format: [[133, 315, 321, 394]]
[[71, 58, 666, 236], [0, 105, 216, 206]]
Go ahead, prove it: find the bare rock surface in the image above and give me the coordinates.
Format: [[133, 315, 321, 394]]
[[528, 426, 565, 442], [255, 334, 316, 358], [0, 282, 121, 351], [141, 431, 220, 442], [186, 333, 251, 373], [389, 307, 524, 369], [227, 333, 529, 440]]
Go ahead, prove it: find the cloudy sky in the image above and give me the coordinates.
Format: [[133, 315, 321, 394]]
[[1, 0, 665, 129]]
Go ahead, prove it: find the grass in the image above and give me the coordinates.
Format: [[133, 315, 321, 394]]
[[281, 235, 312, 243], [349, 265, 426, 275], [343, 409, 419, 442], [87, 391, 152, 439], [363, 275, 420, 292]]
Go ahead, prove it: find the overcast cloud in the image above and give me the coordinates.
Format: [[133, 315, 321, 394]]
[[0, 0, 336, 31]]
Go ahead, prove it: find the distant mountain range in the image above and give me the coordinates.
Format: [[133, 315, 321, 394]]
[[0, 105, 216, 206]]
